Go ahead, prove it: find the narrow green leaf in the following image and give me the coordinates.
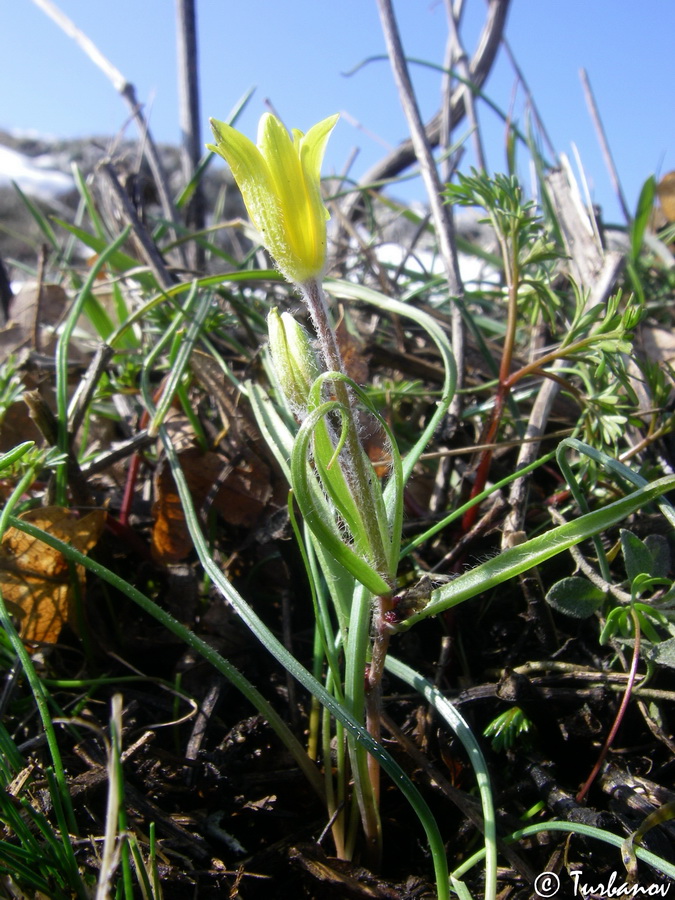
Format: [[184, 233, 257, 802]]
[[290, 401, 390, 596], [401, 475, 675, 628], [51, 218, 134, 266], [386, 655, 496, 900], [12, 181, 59, 250], [631, 175, 656, 262], [72, 163, 107, 239], [0, 442, 35, 472]]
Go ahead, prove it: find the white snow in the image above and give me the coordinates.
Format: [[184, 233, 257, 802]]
[[372, 241, 500, 292], [0, 144, 74, 201]]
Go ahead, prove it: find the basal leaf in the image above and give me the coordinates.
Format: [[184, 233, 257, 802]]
[[621, 529, 654, 583], [545, 576, 606, 619]]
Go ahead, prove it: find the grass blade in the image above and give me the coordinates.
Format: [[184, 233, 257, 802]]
[[403, 473, 675, 628]]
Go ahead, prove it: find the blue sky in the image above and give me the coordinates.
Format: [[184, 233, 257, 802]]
[[3, 1, 673, 225]]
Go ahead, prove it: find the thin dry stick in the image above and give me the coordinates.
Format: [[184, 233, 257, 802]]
[[431, 26, 458, 513], [95, 694, 123, 900], [341, 0, 510, 223], [439, 0, 485, 431], [68, 343, 116, 436], [375, 0, 466, 405], [100, 162, 177, 290], [502, 162, 625, 542], [501, 38, 557, 160], [443, 0, 486, 172], [0, 257, 13, 326], [580, 67, 631, 224], [176, 0, 206, 269], [440, 5, 460, 185], [31, 0, 185, 264]]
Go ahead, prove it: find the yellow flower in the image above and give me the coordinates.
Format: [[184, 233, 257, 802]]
[[208, 112, 338, 285]]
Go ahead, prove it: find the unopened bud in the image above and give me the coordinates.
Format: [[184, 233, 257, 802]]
[[267, 308, 320, 413]]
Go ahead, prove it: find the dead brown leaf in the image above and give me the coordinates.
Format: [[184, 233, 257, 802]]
[[290, 843, 403, 898], [152, 446, 272, 564], [0, 507, 106, 645], [336, 317, 370, 386], [657, 171, 675, 223]]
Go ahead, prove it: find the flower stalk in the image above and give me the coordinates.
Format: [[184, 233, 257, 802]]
[[300, 278, 391, 582], [209, 110, 396, 861]]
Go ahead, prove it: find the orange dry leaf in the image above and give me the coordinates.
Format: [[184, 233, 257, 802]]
[[0, 507, 106, 646], [336, 318, 370, 387], [657, 171, 675, 223]]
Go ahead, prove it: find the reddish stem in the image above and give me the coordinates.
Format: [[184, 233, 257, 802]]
[[119, 408, 150, 527], [461, 386, 508, 531], [576, 608, 642, 803], [462, 234, 519, 532]]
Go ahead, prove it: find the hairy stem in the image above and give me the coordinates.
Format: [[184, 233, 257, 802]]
[[300, 277, 394, 862], [300, 278, 391, 582], [365, 601, 393, 805]]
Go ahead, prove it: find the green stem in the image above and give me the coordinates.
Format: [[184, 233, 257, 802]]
[[503, 330, 628, 390], [55, 227, 131, 505], [300, 278, 391, 583], [300, 278, 394, 859]]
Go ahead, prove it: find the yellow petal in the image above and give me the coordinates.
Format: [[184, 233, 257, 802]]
[[258, 114, 305, 222], [299, 114, 339, 189], [208, 118, 269, 231], [208, 118, 287, 259], [208, 113, 339, 285]]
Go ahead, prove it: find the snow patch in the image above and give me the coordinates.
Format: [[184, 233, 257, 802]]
[[0, 144, 74, 202], [373, 241, 500, 291]]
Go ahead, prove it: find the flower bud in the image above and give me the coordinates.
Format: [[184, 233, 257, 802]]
[[267, 308, 320, 414]]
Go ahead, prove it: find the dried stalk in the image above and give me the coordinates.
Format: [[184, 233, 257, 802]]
[[502, 165, 625, 542], [580, 67, 631, 224], [375, 0, 466, 419], [443, 0, 486, 171], [176, 0, 206, 268], [341, 0, 510, 222], [100, 162, 177, 291], [31, 0, 185, 265]]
